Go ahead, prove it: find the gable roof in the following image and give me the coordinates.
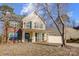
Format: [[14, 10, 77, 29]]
[[34, 12, 46, 25], [22, 11, 46, 25]]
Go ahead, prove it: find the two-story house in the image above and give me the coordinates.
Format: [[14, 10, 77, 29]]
[[22, 12, 48, 42]]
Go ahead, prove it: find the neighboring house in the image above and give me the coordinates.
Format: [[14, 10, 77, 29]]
[[7, 20, 21, 41], [0, 12, 22, 42]]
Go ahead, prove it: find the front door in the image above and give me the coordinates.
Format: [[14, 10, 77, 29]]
[[25, 33, 31, 42]]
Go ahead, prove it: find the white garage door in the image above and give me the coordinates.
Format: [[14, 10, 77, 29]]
[[48, 35, 62, 43]]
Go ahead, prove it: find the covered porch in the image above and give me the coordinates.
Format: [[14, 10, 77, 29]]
[[22, 29, 48, 43]]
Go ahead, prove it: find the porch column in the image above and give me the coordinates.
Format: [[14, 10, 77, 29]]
[[32, 32, 36, 42], [22, 30, 25, 42], [44, 33, 48, 42]]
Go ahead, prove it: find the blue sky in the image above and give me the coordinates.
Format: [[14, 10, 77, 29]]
[[68, 4, 79, 26]]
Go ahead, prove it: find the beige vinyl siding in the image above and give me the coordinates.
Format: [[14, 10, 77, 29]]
[[22, 12, 46, 30]]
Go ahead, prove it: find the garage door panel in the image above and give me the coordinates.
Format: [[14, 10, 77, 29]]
[[48, 36, 62, 43]]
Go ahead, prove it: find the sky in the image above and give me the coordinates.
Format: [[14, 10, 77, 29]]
[[67, 3, 79, 27], [0, 3, 78, 23], [0, 3, 79, 34]]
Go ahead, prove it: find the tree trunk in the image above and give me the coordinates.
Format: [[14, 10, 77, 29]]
[[61, 24, 65, 47], [5, 27, 8, 43], [3, 26, 8, 43]]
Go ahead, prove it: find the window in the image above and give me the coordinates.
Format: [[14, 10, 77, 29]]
[[8, 32, 18, 40], [40, 24, 43, 28], [34, 22, 43, 29], [34, 23, 37, 28], [26, 21, 32, 29], [34, 23, 38, 28]]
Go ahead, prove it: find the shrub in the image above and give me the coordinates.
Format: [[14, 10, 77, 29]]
[[67, 38, 79, 43]]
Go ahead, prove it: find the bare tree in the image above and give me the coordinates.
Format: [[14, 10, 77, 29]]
[[34, 3, 69, 47], [56, 3, 65, 47]]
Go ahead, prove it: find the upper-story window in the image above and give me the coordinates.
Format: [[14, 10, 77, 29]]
[[26, 21, 32, 29], [34, 22, 43, 29], [34, 23, 38, 28], [40, 24, 43, 28]]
